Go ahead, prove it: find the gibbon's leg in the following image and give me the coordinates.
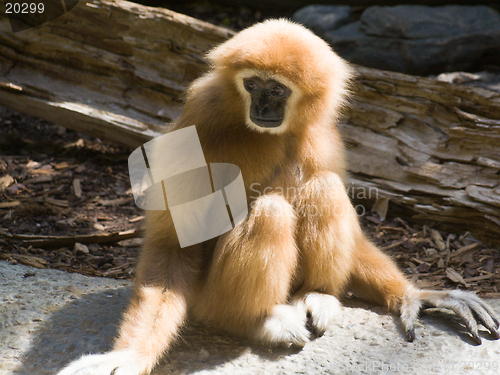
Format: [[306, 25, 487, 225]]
[[57, 211, 203, 375], [291, 172, 358, 334], [193, 193, 309, 345]]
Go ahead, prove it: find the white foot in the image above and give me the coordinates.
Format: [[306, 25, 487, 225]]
[[292, 292, 342, 335], [254, 304, 310, 346], [57, 350, 143, 375]]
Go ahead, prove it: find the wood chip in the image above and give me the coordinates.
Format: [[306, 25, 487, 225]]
[[430, 229, 446, 251], [0, 228, 143, 247], [381, 238, 407, 250], [24, 175, 53, 184], [30, 165, 54, 175], [74, 242, 89, 255], [10, 254, 48, 269], [371, 197, 389, 221], [0, 175, 14, 191], [94, 223, 106, 231], [464, 274, 496, 283], [445, 267, 469, 287], [72, 178, 82, 198], [129, 215, 145, 223], [0, 201, 20, 209], [45, 197, 70, 207], [483, 258, 495, 273], [26, 160, 41, 169], [75, 164, 87, 173], [97, 197, 133, 206], [436, 257, 445, 269], [53, 161, 76, 170], [64, 139, 85, 148], [450, 242, 482, 260], [117, 238, 143, 247]]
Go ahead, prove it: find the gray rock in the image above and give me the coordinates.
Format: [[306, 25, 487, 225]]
[[292, 5, 352, 34], [325, 5, 500, 75], [1, 260, 500, 375]]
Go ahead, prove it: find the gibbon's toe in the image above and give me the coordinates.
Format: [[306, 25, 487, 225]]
[[292, 292, 342, 336], [57, 350, 143, 375], [254, 304, 310, 346], [402, 289, 500, 344]]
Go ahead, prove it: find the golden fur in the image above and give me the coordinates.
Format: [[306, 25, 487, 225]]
[[58, 19, 499, 375]]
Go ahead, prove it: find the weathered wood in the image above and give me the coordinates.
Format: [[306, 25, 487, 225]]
[[0, 0, 232, 147], [0, 0, 499, 244], [343, 67, 500, 244]]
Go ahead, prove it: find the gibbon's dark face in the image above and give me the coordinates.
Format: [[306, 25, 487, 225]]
[[243, 77, 291, 128]]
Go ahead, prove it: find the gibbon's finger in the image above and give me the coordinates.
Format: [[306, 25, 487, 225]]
[[448, 291, 500, 338], [463, 299, 500, 339], [466, 293, 500, 329], [471, 309, 500, 339], [399, 296, 422, 342], [424, 294, 481, 344]]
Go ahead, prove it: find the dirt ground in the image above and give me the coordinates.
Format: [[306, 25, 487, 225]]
[[0, 104, 499, 298]]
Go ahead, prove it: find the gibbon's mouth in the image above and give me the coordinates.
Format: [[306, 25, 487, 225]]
[[250, 116, 283, 128]]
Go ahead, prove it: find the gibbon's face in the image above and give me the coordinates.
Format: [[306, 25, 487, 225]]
[[243, 77, 291, 129], [234, 69, 300, 135]]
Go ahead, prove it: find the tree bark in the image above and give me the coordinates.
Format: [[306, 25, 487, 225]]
[[343, 67, 500, 244], [0, 0, 499, 244], [0, 0, 231, 147]]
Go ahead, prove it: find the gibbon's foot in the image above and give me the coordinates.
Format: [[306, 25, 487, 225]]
[[57, 350, 143, 375], [291, 292, 342, 336], [400, 289, 500, 344], [254, 304, 310, 346]]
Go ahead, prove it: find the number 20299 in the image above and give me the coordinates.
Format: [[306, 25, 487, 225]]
[[5, 3, 45, 14]]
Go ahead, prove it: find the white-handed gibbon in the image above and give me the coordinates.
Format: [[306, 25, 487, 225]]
[[58, 19, 499, 375]]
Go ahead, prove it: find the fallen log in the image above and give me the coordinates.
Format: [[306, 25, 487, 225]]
[[0, 0, 499, 244]]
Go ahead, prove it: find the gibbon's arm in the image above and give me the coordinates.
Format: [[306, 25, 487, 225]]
[[58, 211, 205, 375]]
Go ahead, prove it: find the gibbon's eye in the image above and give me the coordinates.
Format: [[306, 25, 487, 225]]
[[244, 79, 258, 93], [271, 85, 286, 97]]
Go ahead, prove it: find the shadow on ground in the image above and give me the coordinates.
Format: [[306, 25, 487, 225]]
[[12, 287, 305, 375], [7, 262, 499, 375]]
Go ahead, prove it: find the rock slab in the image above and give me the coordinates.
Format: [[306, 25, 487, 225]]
[[294, 5, 500, 75], [292, 5, 352, 34], [1, 261, 500, 374]]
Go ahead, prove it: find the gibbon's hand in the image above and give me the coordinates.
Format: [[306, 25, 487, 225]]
[[400, 289, 500, 344]]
